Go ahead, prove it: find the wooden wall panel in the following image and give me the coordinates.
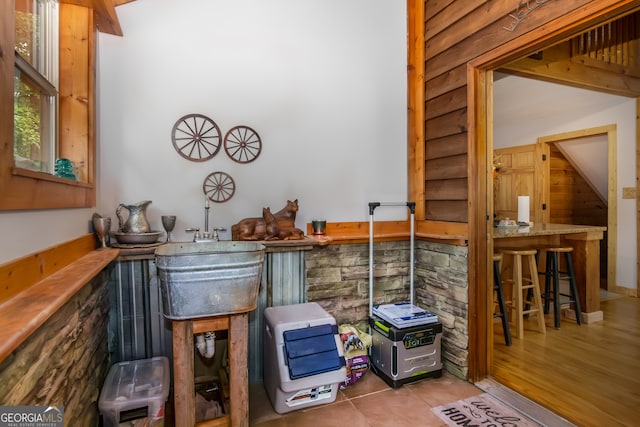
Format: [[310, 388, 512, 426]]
[[425, 109, 467, 140], [428, 0, 595, 80], [423, 0, 599, 223], [425, 154, 467, 180], [425, 0, 486, 43], [59, 4, 93, 184], [426, 200, 468, 222], [549, 145, 608, 226], [425, 178, 468, 200], [424, 0, 453, 22], [425, 63, 467, 99], [425, 133, 467, 160], [426, 3, 512, 66], [0, 234, 96, 304], [425, 86, 467, 119]]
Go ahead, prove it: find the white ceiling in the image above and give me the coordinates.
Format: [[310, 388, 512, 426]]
[[492, 72, 631, 128], [492, 72, 634, 205]]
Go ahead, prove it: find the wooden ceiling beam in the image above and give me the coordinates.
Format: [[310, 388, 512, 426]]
[[61, 0, 127, 36], [500, 42, 640, 97]]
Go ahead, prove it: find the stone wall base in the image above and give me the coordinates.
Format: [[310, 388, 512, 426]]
[[0, 267, 112, 424], [306, 240, 469, 380]]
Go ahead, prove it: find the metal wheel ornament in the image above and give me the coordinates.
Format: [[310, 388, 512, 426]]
[[171, 114, 222, 162], [203, 171, 235, 203], [224, 125, 262, 163]]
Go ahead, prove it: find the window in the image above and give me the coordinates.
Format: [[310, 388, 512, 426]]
[[14, 0, 58, 175], [0, 1, 96, 210]]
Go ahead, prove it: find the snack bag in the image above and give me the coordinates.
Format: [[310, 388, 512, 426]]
[[338, 324, 372, 389]]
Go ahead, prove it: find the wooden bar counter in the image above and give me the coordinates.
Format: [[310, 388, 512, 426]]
[[493, 223, 606, 320]]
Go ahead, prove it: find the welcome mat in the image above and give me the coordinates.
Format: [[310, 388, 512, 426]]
[[432, 393, 542, 427]]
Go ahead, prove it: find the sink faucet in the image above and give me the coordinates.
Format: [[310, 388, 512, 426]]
[[186, 198, 226, 242], [186, 226, 227, 242], [185, 226, 201, 242], [211, 227, 226, 241], [204, 197, 210, 238]]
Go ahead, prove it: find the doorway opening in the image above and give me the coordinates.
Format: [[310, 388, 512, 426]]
[[466, 4, 640, 425], [538, 126, 617, 293]]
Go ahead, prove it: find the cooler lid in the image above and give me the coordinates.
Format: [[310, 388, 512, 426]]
[[283, 324, 345, 380]]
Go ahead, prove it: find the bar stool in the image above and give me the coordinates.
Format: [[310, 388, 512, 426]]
[[499, 248, 546, 339], [539, 246, 582, 328], [493, 253, 512, 346]]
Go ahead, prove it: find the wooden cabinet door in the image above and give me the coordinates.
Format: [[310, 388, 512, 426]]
[[493, 144, 547, 224]]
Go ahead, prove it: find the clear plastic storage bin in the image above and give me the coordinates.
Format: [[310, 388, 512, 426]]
[[99, 356, 170, 427]]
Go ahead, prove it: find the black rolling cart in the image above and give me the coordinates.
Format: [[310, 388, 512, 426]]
[[367, 202, 443, 388]]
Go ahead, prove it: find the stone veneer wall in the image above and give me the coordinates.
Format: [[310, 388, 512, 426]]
[[306, 241, 411, 326], [0, 267, 112, 425], [305, 239, 469, 379], [413, 240, 469, 379]]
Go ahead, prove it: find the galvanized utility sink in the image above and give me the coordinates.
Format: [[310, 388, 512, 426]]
[[155, 241, 265, 320]]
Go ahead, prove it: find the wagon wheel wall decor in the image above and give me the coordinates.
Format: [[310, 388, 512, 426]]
[[172, 113, 222, 161], [203, 171, 235, 203], [224, 125, 262, 163]]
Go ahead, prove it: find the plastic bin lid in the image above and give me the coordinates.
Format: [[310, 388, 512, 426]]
[[283, 324, 345, 380], [99, 357, 170, 412]]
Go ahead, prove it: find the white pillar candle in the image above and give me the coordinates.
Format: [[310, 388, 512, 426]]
[[517, 196, 530, 224]]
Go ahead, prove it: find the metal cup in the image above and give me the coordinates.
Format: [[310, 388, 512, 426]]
[[312, 220, 326, 235], [161, 215, 177, 242], [92, 214, 111, 249]]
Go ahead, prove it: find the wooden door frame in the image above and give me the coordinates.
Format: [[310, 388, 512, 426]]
[[538, 125, 617, 293], [467, 2, 640, 382], [637, 98, 640, 296]]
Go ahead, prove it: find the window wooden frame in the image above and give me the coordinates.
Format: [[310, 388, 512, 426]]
[[0, 2, 96, 210]]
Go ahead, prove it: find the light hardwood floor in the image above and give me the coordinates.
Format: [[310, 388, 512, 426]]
[[492, 294, 640, 427]]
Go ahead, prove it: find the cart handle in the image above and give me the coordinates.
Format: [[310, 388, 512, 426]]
[[368, 201, 416, 316], [368, 202, 415, 215]]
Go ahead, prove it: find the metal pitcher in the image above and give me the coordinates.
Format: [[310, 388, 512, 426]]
[[116, 200, 152, 233]]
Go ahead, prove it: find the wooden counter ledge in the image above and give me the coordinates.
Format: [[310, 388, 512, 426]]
[[306, 220, 468, 246], [0, 248, 119, 362]]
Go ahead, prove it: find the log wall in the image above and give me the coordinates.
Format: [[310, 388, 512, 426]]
[[549, 145, 608, 225], [420, 0, 639, 223]]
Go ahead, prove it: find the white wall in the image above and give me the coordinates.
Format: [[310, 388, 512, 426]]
[[97, 0, 408, 242], [0, 209, 94, 265], [494, 75, 637, 290], [0, 0, 407, 264]]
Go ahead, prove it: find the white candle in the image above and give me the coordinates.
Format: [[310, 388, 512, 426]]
[[205, 197, 210, 208], [517, 196, 530, 224]]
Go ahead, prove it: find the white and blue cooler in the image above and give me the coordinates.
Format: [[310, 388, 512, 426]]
[[263, 302, 347, 414]]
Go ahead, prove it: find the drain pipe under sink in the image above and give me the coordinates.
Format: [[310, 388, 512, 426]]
[[196, 331, 216, 358]]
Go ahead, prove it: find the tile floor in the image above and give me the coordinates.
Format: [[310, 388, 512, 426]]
[[249, 371, 483, 426]]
